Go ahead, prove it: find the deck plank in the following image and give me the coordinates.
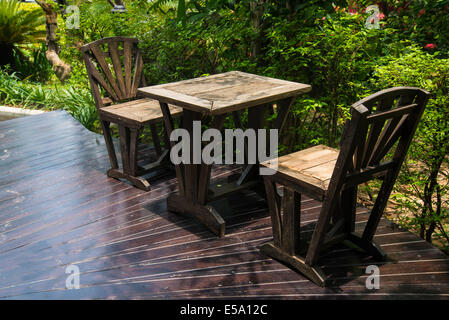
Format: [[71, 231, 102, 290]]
[[0, 111, 448, 299]]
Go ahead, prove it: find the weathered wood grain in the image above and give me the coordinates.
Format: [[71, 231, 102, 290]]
[[138, 71, 311, 115]]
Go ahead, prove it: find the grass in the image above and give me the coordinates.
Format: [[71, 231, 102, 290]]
[[0, 69, 98, 131]]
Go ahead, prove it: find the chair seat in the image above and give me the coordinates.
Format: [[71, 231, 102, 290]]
[[262, 145, 339, 199], [99, 98, 182, 125]]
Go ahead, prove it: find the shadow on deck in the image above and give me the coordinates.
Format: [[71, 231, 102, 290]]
[[0, 111, 448, 299]]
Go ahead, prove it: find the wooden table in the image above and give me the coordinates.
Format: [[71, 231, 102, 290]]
[[138, 71, 311, 237]]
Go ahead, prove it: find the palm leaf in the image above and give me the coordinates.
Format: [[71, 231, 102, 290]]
[[0, 0, 45, 46]]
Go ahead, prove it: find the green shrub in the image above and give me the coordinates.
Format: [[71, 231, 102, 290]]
[[136, 4, 256, 84], [0, 0, 45, 68], [384, 0, 449, 57], [0, 69, 98, 131], [263, 10, 403, 150], [371, 47, 449, 252], [12, 44, 52, 82], [57, 0, 142, 89]]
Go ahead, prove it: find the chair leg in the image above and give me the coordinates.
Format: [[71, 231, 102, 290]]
[[100, 120, 118, 170], [281, 188, 301, 255], [118, 125, 131, 174], [261, 176, 389, 286], [362, 173, 396, 242], [260, 182, 328, 286], [341, 186, 357, 233], [263, 178, 282, 246], [260, 242, 328, 287], [305, 195, 340, 266], [128, 127, 139, 177], [109, 124, 150, 191], [348, 233, 387, 261], [149, 122, 162, 157]]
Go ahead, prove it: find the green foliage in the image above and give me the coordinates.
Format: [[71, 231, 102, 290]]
[[385, 0, 449, 56], [58, 0, 153, 90], [148, 0, 237, 23], [59, 86, 99, 131], [0, 0, 45, 67], [263, 9, 401, 149], [266, 0, 348, 19], [0, 68, 98, 131], [136, 4, 256, 84], [12, 44, 52, 82], [371, 48, 449, 249], [0, 0, 45, 45], [351, 0, 449, 56], [61, 1, 130, 43]]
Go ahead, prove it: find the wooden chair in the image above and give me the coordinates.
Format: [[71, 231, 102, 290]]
[[260, 87, 430, 286], [81, 37, 182, 191]]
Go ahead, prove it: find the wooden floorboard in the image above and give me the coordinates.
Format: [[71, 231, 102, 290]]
[[0, 110, 448, 300]]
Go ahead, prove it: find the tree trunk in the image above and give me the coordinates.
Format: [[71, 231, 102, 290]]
[[250, 0, 266, 60], [422, 156, 444, 243], [35, 0, 71, 83]]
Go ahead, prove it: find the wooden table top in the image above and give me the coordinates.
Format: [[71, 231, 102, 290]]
[[138, 71, 311, 115]]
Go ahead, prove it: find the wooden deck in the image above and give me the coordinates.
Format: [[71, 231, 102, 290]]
[[0, 110, 448, 300]]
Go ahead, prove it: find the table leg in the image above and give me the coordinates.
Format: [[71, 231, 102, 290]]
[[197, 114, 226, 204], [182, 110, 201, 202], [273, 97, 295, 133], [234, 99, 295, 198], [236, 104, 266, 186], [236, 98, 293, 186], [167, 193, 225, 237], [160, 102, 185, 196], [161, 105, 227, 237], [159, 96, 296, 237]]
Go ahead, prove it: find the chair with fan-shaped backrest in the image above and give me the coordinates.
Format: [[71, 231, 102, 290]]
[[260, 87, 430, 286], [81, 37, 182, 191]]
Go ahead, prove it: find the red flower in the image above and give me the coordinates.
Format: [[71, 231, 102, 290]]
[[418, 9, 426, 17], [424, 43, 437, 50]]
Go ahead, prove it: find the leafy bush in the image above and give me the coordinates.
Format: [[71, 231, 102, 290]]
[[55, 0, 168, 90], [263, 9, 402, 150], [371, 47, 449, 251], [350, 0, 449, 56], [384, 0, 449, 57], [12, 44, 52, 82], [0, 0, 45, 68], [0, 69, 98, 131], [135, 3, 256, 84]]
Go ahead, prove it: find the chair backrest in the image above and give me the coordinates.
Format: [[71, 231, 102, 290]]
[[305, 87, 430, 266], [81, 37, 146, 109], [332, 87, 430, 190]]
